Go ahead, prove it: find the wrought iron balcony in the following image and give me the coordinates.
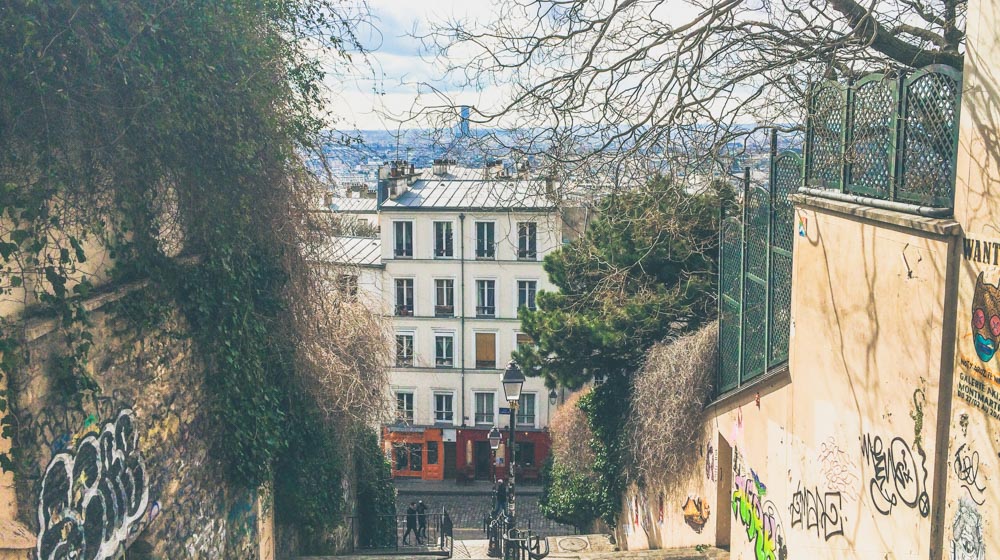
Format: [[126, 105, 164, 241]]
[[395, 304, 413, 317], [435, 305, 455, 317], [476, 306, 496, 318]]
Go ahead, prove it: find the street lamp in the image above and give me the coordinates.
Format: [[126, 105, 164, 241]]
[[548, 388, 558, 405], [502, 361, 525, 402], [488, 426, 502, 483], [501, 361, 524, 534]]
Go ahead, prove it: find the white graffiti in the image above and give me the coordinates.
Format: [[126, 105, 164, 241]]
[[818, 436, 859, 501], [951, 497, 985, 560], [37, 410, 149, 560]]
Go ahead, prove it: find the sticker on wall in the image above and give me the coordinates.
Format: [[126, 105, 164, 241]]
[[957, 237, 1000, 419], [797, 215, 808, 237]]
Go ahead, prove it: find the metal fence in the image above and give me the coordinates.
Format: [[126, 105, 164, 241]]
[[348, 510, 454, 557], [804, 65, 962, 210], [717, 132, 800, 396]]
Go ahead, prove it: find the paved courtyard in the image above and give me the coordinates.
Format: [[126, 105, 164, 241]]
[[394, 479, 578, 539]]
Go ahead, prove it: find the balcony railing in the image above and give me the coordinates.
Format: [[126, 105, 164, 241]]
[[434, 305, 454, 317], [804, 65, 962, 213], [476, 306, 495, 318], [476, 359, 496, 369], [474, 412, 494, 424], [396, 356, 413, 367], [435, 357, 454, 368], [517, 249, 537, 260], [395, 305, 413, 317], [516, 414, 535, 426]]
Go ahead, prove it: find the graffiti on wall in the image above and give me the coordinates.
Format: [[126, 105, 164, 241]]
[[951, 497, 985, 560], [787, 481, 845, 541], [860, 432, 930, 517], [732, 457, 788, 560], [682, 496, 711, 532], [37, 409, 149, 560], [953, 443, 987, 506], [817, 436, 859, 500], [706, 442, 716, 481]]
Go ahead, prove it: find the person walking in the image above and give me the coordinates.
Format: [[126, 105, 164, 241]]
[[403, 502, 420, 545], [494, 478, 508, 516], [416, 500, 428, 541]]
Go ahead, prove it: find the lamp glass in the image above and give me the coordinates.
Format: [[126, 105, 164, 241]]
[[548, 389, 558, 405], [502, 361, 525, 403], [488, 426, 501, 450]]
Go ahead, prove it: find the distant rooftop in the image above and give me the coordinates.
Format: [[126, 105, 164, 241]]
[[380, 167, 557, 211], [328, 197, 378, 213], [317, 236, 382, 267]]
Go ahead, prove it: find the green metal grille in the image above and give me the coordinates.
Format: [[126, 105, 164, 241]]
[[718, 217, 742, 393], [717, 143, 800, 398], [898, 66, 962, 207], [768, 152, 800, 364], [806, 82, 846, 190], [803, 65, 962, 211], [741, 185, 770, 381], [845, 75, 897, 198]]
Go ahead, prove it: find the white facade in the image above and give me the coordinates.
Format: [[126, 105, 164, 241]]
[[381, 208, 561, 430]]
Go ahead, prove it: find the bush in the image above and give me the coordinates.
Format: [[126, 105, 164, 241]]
[[539, 455, 601, 532]]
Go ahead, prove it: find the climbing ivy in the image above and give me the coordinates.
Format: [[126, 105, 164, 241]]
[[1, 0, 386, 542]]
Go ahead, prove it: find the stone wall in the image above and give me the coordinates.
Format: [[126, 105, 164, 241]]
[[6, 283, 269, 559]]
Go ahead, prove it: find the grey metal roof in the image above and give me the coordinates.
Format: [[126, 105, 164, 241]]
[[328, 197, 378, 213], [380, 167, 557, 211], [317, 236, 382, 266]]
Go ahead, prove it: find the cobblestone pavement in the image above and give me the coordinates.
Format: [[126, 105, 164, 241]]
[[396, 484, 577, 539]]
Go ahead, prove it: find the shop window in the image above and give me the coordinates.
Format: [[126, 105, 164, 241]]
[[427, 441, 439, 465]]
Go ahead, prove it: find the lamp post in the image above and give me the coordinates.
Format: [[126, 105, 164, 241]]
[[488, 426, 501, 484], [548, 388, 558, 405], [501, 361, 525, 530]]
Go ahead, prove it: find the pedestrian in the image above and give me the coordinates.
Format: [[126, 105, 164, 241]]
[[495, 478, 508, 515], [403, 501, 420, 545], [416, 499, 428, 540]]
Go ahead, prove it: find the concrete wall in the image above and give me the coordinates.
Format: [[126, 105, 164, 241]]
[[944, 0, 1000, 558], [6, 284, 272, 559]]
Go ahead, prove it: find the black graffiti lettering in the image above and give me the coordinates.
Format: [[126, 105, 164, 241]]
[[860, 433, 930, 518], [37, 410, 149, 560], [953, 444, 987, 506], [788, 482, 844, 541]]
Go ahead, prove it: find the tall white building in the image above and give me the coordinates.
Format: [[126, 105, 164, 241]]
[[332, 159, 569, 482]]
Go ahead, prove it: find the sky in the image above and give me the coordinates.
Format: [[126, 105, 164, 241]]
[[324, 0, 502, 132]]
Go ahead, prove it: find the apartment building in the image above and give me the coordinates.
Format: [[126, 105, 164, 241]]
[[331, 159, 565, 482]]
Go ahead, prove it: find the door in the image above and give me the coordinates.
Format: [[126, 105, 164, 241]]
[[474, 441, 492, 479], [715, 434, 732, 548], [443, 442, 457, 480]]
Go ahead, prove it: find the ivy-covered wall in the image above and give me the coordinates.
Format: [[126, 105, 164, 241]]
[[9, 283, 269, 560]]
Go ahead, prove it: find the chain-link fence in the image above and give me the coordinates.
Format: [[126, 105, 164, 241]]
[[717, 133, 801, 397], [805, 65, 961, 210]]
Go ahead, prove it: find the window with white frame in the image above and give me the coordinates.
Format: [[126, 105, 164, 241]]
[[396, 392, 414, 423], [434, 221, 454, 257], [395, 278, 414, 316], [394, 221, 413, 257], [517, 393, 536, 426], [396, 333, 414, 367], [434, 393, 454, 423], [475, 392, 495, 424], [517, 222, 537, 260], [435, 334, 454, 367], [435, 279, 455, 316], [517, 280, 537, 311], [476, 279, 496, 317], [476, 222, 495, 259]]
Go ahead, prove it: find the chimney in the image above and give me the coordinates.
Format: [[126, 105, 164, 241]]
[[433, 158, 455, 176], [484, 159, 503, 180]]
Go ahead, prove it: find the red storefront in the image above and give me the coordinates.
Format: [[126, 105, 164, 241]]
[[383, 426, 551, 482], [455, 427, 551, 483]]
